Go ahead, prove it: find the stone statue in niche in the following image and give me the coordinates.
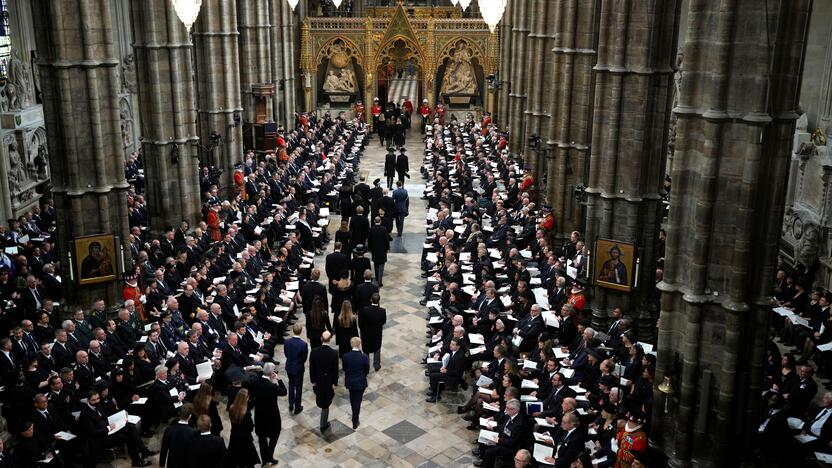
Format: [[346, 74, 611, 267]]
[[7, 136, 27, 194], [122, 54, 137, 94], [0, 77, 21, 112], [440, 46, 478, 95], [8, 49, 34, 109], [119, 99, 134, 150]]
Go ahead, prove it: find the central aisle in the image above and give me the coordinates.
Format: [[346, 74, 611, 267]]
[[273, 130, 473, 467]]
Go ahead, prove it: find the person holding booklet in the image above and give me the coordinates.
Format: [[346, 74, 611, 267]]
[[78, 390, 155, 467]]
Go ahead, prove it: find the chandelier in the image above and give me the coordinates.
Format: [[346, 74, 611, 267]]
[[451, 0, 459, 5], [332, 0, 343, 8], [478, 0, 507, 32], [171, 0, 203, 32], [287, 0, 299, 10], [459, 0, 471, 10]]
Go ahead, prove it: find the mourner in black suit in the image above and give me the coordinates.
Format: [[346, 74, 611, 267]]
[[325, 244, 349, 293], [426, 338, 466, 402], [185, 415, 227, 468], [309, 332, 339, 431], [342, 337, 370, 429], [248, 363, 287, 465], [159, 405, 198, 468], [474, 400, 528, 468], [367, 217, 390, 286], [358, 293, 387, 371], [78, 391, 153, 467]]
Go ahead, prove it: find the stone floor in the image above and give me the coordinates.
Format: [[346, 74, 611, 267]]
[[113, 129, 474, 467]]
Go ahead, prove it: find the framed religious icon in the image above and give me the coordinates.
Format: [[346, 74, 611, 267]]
[[593, 239, 637, 293], [74, 234, 117, 286]]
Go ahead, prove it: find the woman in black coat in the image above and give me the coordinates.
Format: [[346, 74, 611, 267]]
[[306, 297, 332, 349], [226, 389, 260, 467], [334, 220, 352, 255], [333, 301, 359, 358]]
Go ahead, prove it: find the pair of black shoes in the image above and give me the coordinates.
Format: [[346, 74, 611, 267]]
[[289, 405, 303, 415]]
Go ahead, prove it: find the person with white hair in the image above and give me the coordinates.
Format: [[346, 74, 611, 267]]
[[248, 361, 287, 465]]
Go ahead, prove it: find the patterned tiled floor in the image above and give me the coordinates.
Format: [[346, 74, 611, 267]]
[[113, 130, 473, 467]]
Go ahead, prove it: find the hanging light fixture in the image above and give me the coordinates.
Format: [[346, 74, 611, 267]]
[[171, 0, 203, 32], [459, 0, 471, 10], [332, 0, 343, 8], [287, 0, 299, 10], [478, 0, 507, 33], [451, 0, 459, 5]]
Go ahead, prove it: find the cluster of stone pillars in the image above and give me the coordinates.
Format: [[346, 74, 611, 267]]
[[495, 0, 812, 465], [29, 0, 300, 301]]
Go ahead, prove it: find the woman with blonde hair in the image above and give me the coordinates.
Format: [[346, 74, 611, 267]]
[[227, 388, 260, 467], [334, 299, 359, 357]]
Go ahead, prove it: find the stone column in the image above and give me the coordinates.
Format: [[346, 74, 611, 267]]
[[523, 0, 554, 197], [654, 1, 811, 465], [238, 0, 274, 143], [545, 0, 600, 238], [193, 0, 244, 192], [270, 0, 298, 129], [31, 0, 131, 303], [583, 0, 679, 340], [506, 0, 528, 151], [495, 1, 512, 127], [130, 0, 202, 231]]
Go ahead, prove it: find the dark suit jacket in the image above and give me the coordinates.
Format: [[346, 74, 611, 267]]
[[248, 375, 287, 434], [358, 305, 386, 353], [284, 336, 308, 376], [495, 413, 527, 450], [300, 281, 327, 314], [325, 251, 349, 287], [309, 345, 339, 407], [160, 421, 198, 468], [553, 428, 586, 467], [353, 282, 379, 311], [367, 225, 389, 264], [185, 433, 227, 468], [342, 350, 369, 390], [349, 216, 369, 248], [442, 349, 466, 386]]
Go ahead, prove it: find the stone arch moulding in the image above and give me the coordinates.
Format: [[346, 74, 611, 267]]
[[373, 35, 426, 73], [436, 37, 485, 67], [315, 36, 365, 69]]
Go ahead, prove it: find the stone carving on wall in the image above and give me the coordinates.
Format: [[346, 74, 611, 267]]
[[440, 46, 477, 95], [119, 98, 135, 151], [321, 41, 358, 96], [0, 78, 21, 113], [8, 49, 35, 109], [6, 134, 27, 195], [122, 54, 137, 94], [782, 114, 832, 281]]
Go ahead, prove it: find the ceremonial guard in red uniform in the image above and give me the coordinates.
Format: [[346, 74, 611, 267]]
[[122, 274, 147, 321], [615, 413, 648, 468], [371, 98, 382, 133], [354, 100, 365, 123], [418, 99, 431, 134]]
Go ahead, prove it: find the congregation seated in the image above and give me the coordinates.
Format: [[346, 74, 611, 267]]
[[0, 110, 369, 466], [419, 113, 660, 467]]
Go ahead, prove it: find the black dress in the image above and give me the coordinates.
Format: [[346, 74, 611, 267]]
[[227, 411, 260, 467], [330, 284, 354, 319], [335, 229, 352, 256], [333, 318, 359, 357], [306, 313, 332, 349]]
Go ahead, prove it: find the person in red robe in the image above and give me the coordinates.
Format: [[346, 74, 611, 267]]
[[299, 113, 309, 133], [481, 112, 492, 136], [615, 413, 649, 468], [206, 200, 222, 241], [276, 130, 287, 162], [568, 281, 586, 313], [122, 274, 147, 322], [234, 168, 246, 200], [539, 206, 554, 233]]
